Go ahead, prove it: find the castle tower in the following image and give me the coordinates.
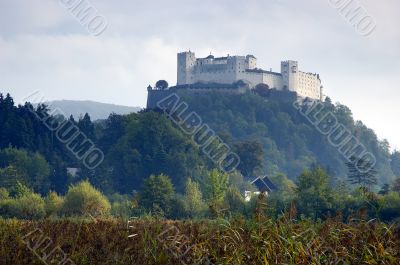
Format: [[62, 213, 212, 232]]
[[177, 51, 196, 85], [281, 60, 299, 92], [245, 55, 257, 70]]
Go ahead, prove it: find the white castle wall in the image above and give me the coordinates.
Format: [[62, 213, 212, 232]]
[[177, 51, 323, 100], [298, 71, 322, 100]]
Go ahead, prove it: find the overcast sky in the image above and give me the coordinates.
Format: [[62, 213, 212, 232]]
[[0, 0, 399, 150]]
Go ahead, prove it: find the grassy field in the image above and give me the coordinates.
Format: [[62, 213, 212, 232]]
[[0, 217, 399, 265]]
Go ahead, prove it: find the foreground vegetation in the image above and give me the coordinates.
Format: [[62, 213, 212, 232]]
[[1, 91, 400, 264], [0, 216, 399, 265]]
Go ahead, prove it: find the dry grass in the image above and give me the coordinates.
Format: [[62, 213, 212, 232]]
[[0, 216, 399, 265]]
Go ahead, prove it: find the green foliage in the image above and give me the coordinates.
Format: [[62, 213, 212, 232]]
[[9, 180, 31, 198], [9, 192, 46, 219], [1, 92, 397, 198], [110, 193, 134, 218], [183, 178, 206, 218], [346, 156, 378, 191], [390, 151, 400, 176], [100, 112, 206, 193], [392, 177, 400, 193], [61, 180, 111, 217], [44, 191, 64, 217], [378, 192, 400, 221], [295, 167, 333, 219], [140, 174, 176, 217], [0, 189, 46, 220], [0, 166, 19, 190], [228, 171, 253, 192], [176, 91, 395, 184], [0, 188, 9, 200], [203, 169, 229, 204], [266, 174, 296, 216], [253, 83, 270, 97], [224, 186, 246, 214], [234, 140, 264, 177], [0, 147, 51, 193], [202, 169, 229, 217]]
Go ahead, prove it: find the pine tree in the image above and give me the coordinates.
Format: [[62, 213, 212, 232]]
[[346, 156, 378, 191]]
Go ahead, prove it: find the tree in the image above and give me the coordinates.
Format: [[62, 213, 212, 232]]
[[10, 181, 31, 198], [234, 140, 264, 177], [140, 174, 176, 217], [183, 178, 206, 218], [0, 188, 9, 200], [0, 148, 51, 193], [296, 167, 333, 219], [392, 177, 400, 193], [390, 151, 400, 176], [61, 180, 111, 217], [346, 156, 378, 191], [254, 83, 270, 97], [224, 186, 245, 214], [266, 174, 296, 217], [109, 193, 134, 219], [155, 80, 169, 90], [203, 169, 229, 217], [77, 113, 96, 140], [45, 191, 64, 217]]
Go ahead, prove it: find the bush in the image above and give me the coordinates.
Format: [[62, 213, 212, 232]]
[[8, 193, 46, 219], [379, 192, 400, 221], [110, 193, 134, 218], [61, 180, 111, 217], [140, 174, 175, 217], [0, 188, 9, 200], [45, 191, 64, 217], [183, 178, 206, 218], [224, 187, 246, 215]]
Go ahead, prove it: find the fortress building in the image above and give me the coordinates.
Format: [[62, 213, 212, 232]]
[[177, 51, 323, 100]]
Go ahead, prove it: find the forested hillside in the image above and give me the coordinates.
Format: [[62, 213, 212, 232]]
[[172, 91, 396, 185], [0, 91, 398, 196]]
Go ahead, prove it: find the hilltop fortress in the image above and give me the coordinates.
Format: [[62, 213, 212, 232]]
[[147, 51, 324, 108], [177, 51, 323, 100]]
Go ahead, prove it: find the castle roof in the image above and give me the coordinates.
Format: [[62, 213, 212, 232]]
[[246, 69, 282, 76]]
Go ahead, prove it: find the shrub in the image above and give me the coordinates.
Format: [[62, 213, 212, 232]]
[[109, 193, 134, 218], [61, 180, 111, 217], [183, 178, 206, 218], [0, 188, 9, 200], [379, 192, 400, 221], [224, 187, 246, 215], [8, 193, 46, 219], [9, 181, 31, 198], [45, 191, 64, 217], [140, 174, 175, 217]]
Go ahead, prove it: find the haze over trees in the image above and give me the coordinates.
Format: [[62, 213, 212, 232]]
[[0, 91, 400, 222]]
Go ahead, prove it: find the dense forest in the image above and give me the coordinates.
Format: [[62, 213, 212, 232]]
[[1, 91, 400, 221], [164, 90, 396, 184]]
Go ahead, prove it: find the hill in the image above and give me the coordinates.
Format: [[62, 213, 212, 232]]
[[39, 100, 140, 120], [150, 90, 396, 186], [0, 91, 398, 194]]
